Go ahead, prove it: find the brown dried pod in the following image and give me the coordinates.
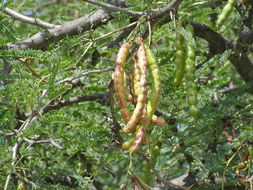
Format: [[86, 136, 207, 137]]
[[113, 43, 132, 122], [123, 41, 147, 133]]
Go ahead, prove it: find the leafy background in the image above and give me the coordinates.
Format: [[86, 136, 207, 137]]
[[0, 0, 253, 189]]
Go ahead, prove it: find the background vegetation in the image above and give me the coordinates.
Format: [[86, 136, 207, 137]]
[[0, 0, 253, 189]]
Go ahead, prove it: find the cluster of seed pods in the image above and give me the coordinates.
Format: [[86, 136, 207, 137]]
[[174, 24, 199, 117], [185, 24, 199, 117], [114, 38, 164, 155]]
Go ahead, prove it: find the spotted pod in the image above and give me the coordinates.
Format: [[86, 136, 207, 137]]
[[123, 72, 133, 102], [123, 42, 147, 133], [185, 24, 199, 117], [216, 0, 236, 29], [114, 43, 132, 122], [129, 58, 137, 104], [133, 55, 141, 98], [128, 45, 163, 154], [174, 30, 186, 87], [129, 51, 165, 126], [129, 107, 147, 155]]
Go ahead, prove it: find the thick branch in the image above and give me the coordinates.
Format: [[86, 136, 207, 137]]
[[42, 92, 109, 114], [1, 1, 130, 50], [3, 8, 57, 29], [192, 21, 253, 84], [191, 22, 229, 55]]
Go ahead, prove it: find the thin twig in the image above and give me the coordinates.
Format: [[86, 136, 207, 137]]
[[84, 0, 144, 17], [149, 0, 182, 19], [24, 137, 63, 149], [108, 81, 123, 145], [4, 139, 24, 190], [56, 66, 114, 84], [3, 8, 57, 29], [93, 21, 138, 41]]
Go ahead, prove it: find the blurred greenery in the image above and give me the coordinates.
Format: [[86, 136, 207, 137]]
[[0, 0, 253, 189]]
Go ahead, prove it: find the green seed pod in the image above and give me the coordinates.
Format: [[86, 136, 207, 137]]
[[185, 24, 199, 118], [186, 81, 196, 89], [122, 138, 134, 150], [189, 105, 199, 117], [145, 45, 161, 122], [185, 72, 194, 81], [185, 64, 196, 73], [216, 0, 236, 29], [174, 30, 186, 87], [187, 95, 197, 105]]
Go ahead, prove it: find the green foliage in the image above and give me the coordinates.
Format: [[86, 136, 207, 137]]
[[0, 0, 253, 190]]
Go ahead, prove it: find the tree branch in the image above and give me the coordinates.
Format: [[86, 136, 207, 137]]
[[42, 91, 109, 114], [191, 21, 253, 85], [84, 0, 144, 17], [3, 8, 57, 29], [23, 137, 63, 149], [56, 66, 114, 85], [1, 1, 130, 50], [149, 0, 182, 19]]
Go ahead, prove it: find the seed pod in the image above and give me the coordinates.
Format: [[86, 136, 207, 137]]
[[216, 0, 236, 29], [114, 43, 132, 122], [128, 45, 163, 153], [122, 137, 135, 150], [123, 72, 133, 102], [146, 46, 161, 122], [185, 24, 199, 117], [129, 59, 137, 103], [132, 55, 141, 98], [123, 42, 147, 133], [122, 135, 150, 151], [120, 184, 128, 190], [151, 115, 166, 125], [130, 52, 165, 126], [174, 30, 186, 87], [129, 108, 147, 155]]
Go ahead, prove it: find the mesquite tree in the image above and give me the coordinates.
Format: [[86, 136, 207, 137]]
[[0, 0, 253, 189]]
